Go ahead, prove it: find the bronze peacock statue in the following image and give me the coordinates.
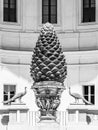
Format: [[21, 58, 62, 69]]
[[68, 87, 92, 105], [3, 87, 27, 104]]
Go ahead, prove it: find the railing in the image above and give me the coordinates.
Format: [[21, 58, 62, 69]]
[[1, 108, 98, 127], [27, 111, 67, 126], [27, 109, 98, 126]]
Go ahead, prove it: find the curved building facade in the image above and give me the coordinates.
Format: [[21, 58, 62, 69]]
[[0, 0, 98, 129]]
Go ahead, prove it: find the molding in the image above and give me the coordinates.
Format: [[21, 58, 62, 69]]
[[1, 49, 98, 66], [1, 48, 98, 56]]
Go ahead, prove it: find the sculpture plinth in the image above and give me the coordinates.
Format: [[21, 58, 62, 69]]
[[30, 23, 67, 121], [32, 81, 65, 120]]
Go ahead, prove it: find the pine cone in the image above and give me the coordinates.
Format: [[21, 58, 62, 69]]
[[30, 23, 67, 83]]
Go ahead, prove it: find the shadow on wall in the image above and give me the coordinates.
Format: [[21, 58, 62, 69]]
[[86, 115, 91, 125], [2, 65, 32, 84], [2, 63, 98, 92], [2, 56, 98, 97], [67, 64, 98, 87], [1, 115, 9, 126]]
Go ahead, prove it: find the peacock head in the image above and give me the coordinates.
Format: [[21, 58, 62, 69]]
[[68, 87, 70, 89], [25, 87, 27, 91], [68, 87, 71, 91]]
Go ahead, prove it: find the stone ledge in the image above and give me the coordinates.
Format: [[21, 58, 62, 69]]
[[67, 104, 98, 110], [0, 103, 29, 111]]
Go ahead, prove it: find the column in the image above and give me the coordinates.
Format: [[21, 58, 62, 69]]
[[66, 110, 69, 125], [17, 110, 20, 123], [76, 110, 79, 123]]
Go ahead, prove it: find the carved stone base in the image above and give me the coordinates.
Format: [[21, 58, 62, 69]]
[[31, 81, 65, 120]]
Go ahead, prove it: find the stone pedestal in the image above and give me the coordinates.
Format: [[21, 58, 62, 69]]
[[0, 103, 29, 125], [67, 105, 88, 125], [32, 81, 65, 120], [67, 105, 98, 125], [8, 104, 29, 124]]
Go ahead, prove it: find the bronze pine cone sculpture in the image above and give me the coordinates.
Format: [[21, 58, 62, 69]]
[[30, 23, 67, 83]]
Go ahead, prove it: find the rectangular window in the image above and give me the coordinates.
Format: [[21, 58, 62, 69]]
[[3, 0, 17, 22], [42, 0, 57, 23], [3, 85, 16, 104], [83, 85, 95, 104], [82, 0, 96, 22]]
